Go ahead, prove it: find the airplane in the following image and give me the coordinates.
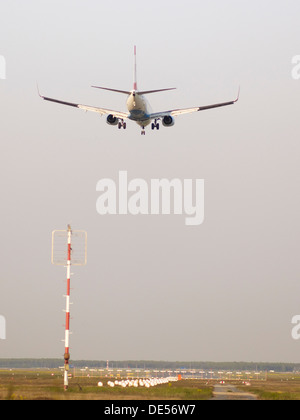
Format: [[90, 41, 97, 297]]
[[39, 46, 239, 135]]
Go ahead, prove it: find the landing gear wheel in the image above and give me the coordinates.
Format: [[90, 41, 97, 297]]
[[151, 120, 160, 130], [118, 120, 126, 130]]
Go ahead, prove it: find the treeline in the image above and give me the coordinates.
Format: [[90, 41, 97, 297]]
[[0, 359, 300, 372]]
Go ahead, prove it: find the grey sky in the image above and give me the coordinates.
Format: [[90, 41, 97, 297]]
[[1, 0, 300, 363]]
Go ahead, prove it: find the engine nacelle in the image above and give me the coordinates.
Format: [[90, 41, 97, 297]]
[[106, 114, 118, 126], [162, 115, 175, 127]]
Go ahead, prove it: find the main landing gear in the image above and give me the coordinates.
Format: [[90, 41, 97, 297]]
[[118, 120, 127, 130], [151, 120, 160, 131], [141, 119, 159, 135]]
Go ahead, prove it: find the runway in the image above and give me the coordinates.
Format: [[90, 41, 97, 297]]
[[212, 384, 258, 400]]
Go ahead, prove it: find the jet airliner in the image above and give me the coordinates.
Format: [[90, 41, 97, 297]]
[[39, 46, 239, 135]]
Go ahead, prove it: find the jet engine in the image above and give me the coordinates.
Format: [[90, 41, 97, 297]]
[[106, 114, 119, 126], [162, 115, 175, 127]]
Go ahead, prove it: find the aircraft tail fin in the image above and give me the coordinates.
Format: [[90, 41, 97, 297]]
[[133, 45, 138, 91], [92, 47, 176, 96]]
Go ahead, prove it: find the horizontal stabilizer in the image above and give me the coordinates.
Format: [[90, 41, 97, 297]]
[[91, 86, 132, 95], [138, 88, 176, 95]]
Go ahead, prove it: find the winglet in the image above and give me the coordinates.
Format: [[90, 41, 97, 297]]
[[37, 82, 43, 98], [234, 86, 240, 103]]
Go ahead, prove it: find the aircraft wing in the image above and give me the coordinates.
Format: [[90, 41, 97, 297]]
[[149, 90, 240, 120], [39, 90, 129, 120]]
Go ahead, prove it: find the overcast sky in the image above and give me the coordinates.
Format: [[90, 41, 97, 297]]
[[1, 0, 300, 363]]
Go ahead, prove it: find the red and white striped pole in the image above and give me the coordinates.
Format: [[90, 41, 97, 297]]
[[52, 225, 87, 391], [64, 225, 72, 391]]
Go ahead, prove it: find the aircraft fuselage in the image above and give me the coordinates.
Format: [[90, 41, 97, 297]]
[[126, 91, 152, 127]]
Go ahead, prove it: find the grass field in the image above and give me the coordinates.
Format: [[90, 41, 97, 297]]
[[1, 370, 300, 400], [0, 370, 213, 400], [238, 373, 300, 400]]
